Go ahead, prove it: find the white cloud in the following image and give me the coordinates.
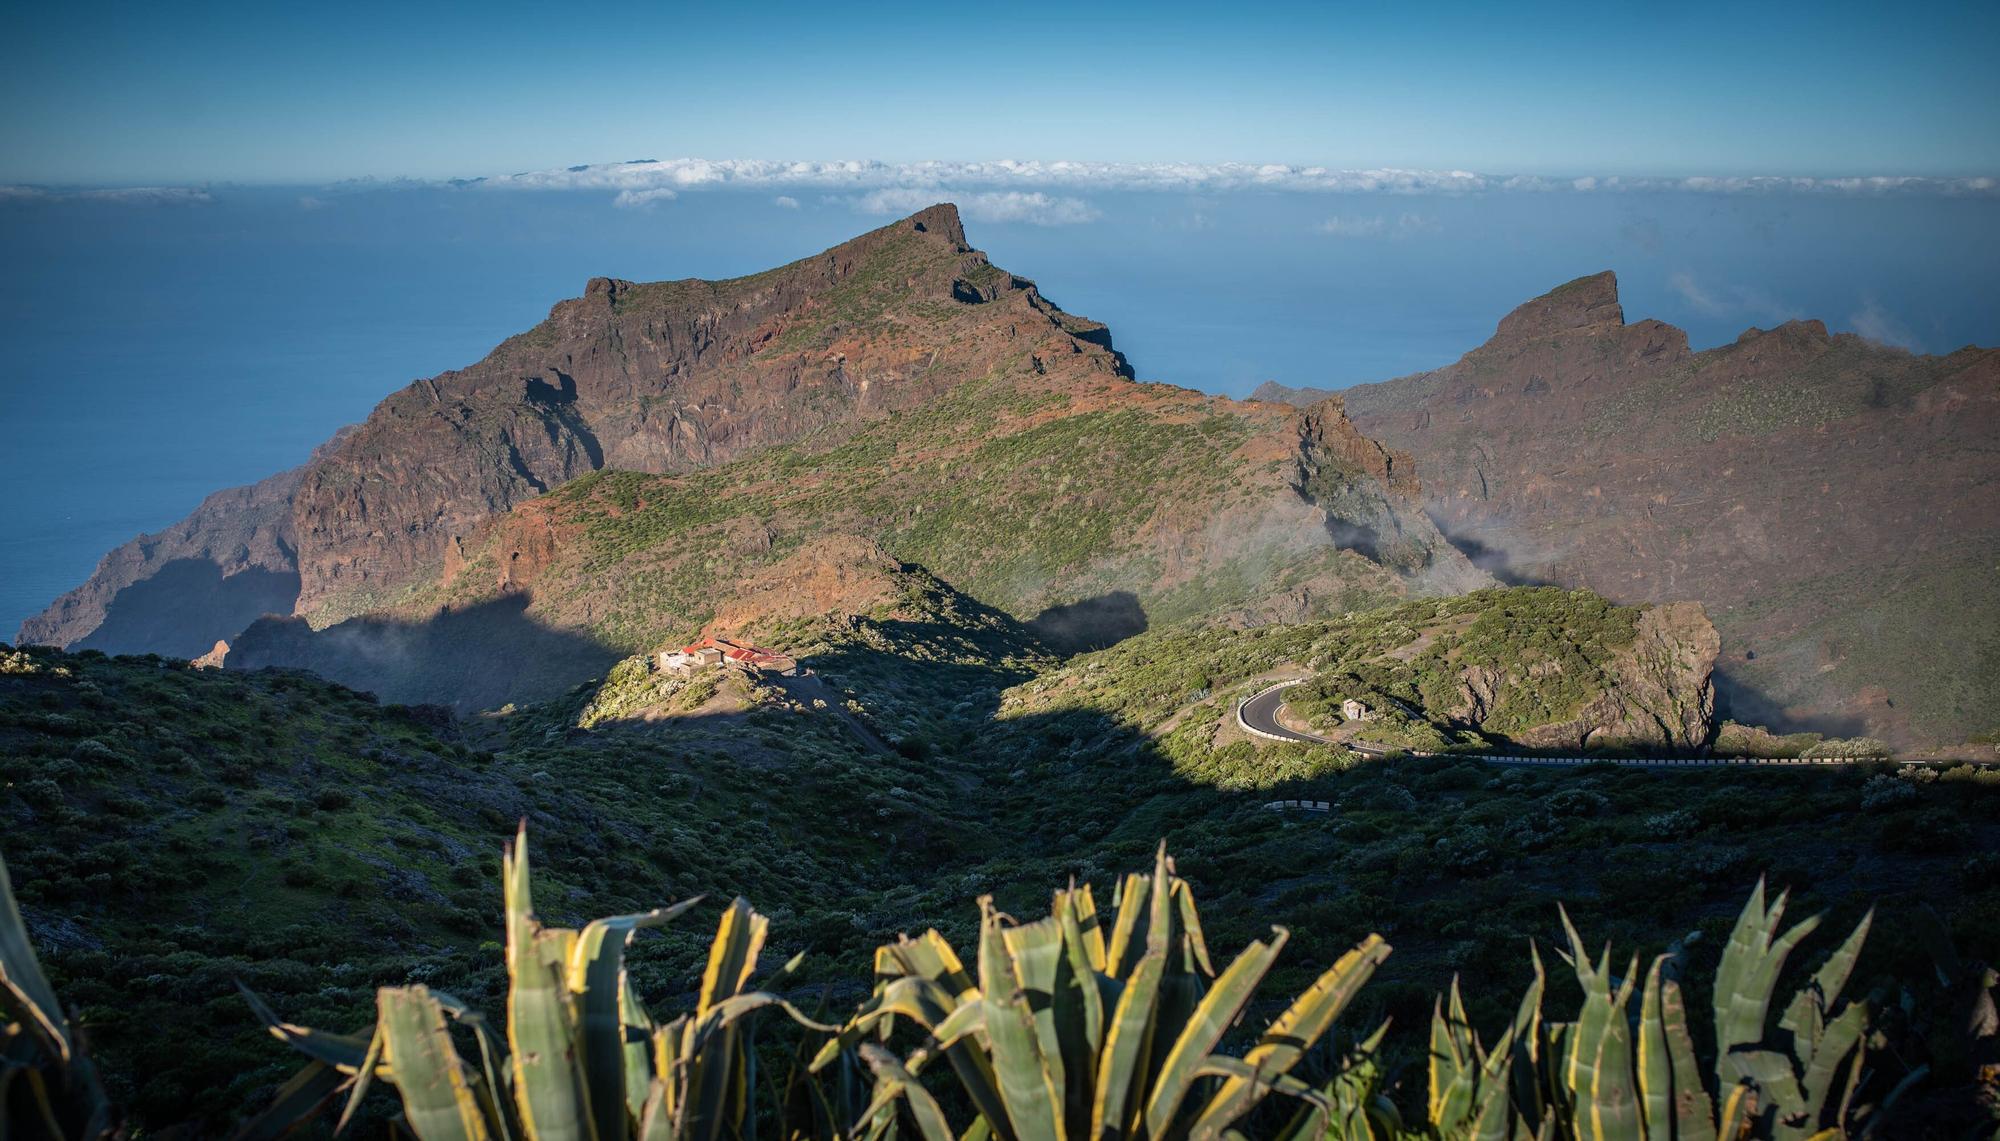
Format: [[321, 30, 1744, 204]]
[[1848, 299, 1918, 350], [851, 188, 1101, 226], [773, 195, 799, 209], [1669, 271, 1801, 326], [0, 185, 213, 205], [612, 187, 678, 209], [499, 157, 1917, 198], [1314, 212, 1438, 239], [1668, 271, 1724, 315]]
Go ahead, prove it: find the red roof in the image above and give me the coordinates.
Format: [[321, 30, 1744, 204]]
[[680, 636, 792, 667]]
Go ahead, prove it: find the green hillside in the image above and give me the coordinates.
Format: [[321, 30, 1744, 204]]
[[8, 585, 2000, 1131]]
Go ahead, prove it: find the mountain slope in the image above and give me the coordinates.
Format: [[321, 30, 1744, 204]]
[[229, 338, 1486, 708], [20, 205, 1139, 647], [1257, 272, 2000, 746]]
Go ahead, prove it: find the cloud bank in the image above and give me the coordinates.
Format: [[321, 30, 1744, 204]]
[[1315, 212, 1440, 238], [852, 188, 1100, 226], [0, 185, 214, 205], [473, 158, 1996, 198]]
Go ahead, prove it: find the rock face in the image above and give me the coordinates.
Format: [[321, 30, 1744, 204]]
[[17, 466, 303, 657], [704, 536, 911, 638], [290, 203, 1137, 624], [1260, 272, 2000, 747], [20, 205, 1136, 645], [1509, 602, 1720, 751]]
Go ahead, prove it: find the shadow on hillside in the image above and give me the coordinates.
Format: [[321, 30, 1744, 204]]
[[1029, 591, 1148, 654], [1711, 669, 1870, 739], [1425, 515, 1551, 587], [227, 592, 619, 714], [74, 558, 301, 659]]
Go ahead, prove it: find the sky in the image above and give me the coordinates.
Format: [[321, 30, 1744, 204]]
[[4, 0, 1998, 186]]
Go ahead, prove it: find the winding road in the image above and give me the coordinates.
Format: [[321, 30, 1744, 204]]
[[1233, 678, 1936, 769]]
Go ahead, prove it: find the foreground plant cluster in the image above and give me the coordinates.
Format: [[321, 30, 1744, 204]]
[[8, 824, 1994, 1140]]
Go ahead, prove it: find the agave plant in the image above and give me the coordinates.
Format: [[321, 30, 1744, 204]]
[[1, 851, 114, 1140], [810, 845, 1391, 1141], [1425, 880, 1875, 1141], [241, 822, 829, 1139]]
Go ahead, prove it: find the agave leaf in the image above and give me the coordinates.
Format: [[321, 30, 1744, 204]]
[[1054, 893, 1105, 1136], [504, 828, 590, 1141], [568, 903, 696, 1141], [635, 1079, 671, 1141], [0, 853, 69, 1064], [239, 983, 378, 1074], [859, 1043, 959, 1141], [1090, 948, 1163, 1141], [1143, 927, 1288, 1138], [378, 986, 493, 1141], [986, 988, 1065, 1141], [230, 1060, 353, 1141], [1780, 909, 1873, 1058], [1431, 982, 1476, 1131], [1104, 873, 1150, 979], [1169, 879, 1215, 979], [1660, 976, 1717, 1141], [812, 976, 962, 1070], [1192, 934, 1390, 1137], [878, 930, 1013, 1141], [696, 899, 767, 1019], [1638, 957, 1675, 1141], [889, 930, 982, 1003], [335, 1017, 389, 1135], [1716, 1084, 1757, 1141], [1797, 1003, 1866, 1131], [1072, 884, 1107, 974], [1002, 913, 1070, 1107], [620, 976, 653, 1133], [1715, 885, 1823, 1068]]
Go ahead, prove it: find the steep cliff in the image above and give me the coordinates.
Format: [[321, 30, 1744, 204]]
[[1259, 273, 2000, 746], [288, 203, 1142, 623], [233, 356, 1482, 708], [17, 465, 303, 657]]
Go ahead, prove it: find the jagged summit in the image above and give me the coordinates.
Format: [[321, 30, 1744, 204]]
[[1335, 272, 2000, 747], [1493, 269, 1625, 339]]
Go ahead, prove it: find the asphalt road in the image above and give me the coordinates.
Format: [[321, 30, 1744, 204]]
[[1236, 681, 1340, 745]]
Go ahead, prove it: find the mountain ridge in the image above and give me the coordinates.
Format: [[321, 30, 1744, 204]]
[[1255, 271, 2000, 746], [22, 204, 1140, 651]]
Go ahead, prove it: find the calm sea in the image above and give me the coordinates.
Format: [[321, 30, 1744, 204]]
[[4, 185, 1996, 638]]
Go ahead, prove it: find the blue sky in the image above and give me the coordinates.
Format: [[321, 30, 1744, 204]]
[[4, 0, 1996, 185]]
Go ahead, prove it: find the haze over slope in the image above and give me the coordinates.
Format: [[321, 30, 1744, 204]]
[[1256, 273, 2000, 747]]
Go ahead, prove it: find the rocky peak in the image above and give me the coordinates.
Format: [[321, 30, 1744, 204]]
[[1494, 270, 1625, 341], [905, 202, 969, 249]]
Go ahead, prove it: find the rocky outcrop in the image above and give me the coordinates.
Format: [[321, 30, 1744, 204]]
[[1263, 272, 2000, 747], [1512, 602, 1720, 751], [704, 536, 911, 638], [286, 203, 1136, 623], [17, 466, 303, 657]]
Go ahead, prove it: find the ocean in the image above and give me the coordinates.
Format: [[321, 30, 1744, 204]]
[[4, 183, 1996, 639]]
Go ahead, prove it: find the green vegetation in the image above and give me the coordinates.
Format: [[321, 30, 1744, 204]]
[[412, 364, 1407, 668], [11, 824, 1994, 1138], [5, 602, 1999, 1134]]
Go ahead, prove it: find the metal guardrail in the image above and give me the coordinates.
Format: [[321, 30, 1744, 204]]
[[1234, 678, 1323, 743], [1237, 678, 1932, 770]]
